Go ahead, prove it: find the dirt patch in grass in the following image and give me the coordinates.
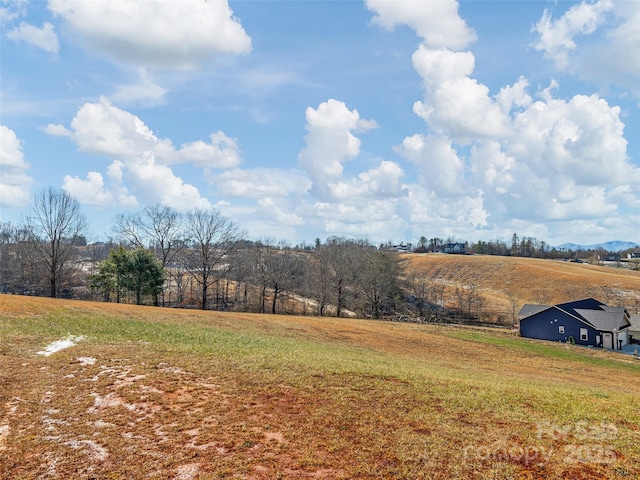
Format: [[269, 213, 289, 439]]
[[1, 295, 639, 479]]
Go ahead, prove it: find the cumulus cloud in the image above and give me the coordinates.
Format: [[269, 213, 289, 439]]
[[328, 160, 406, 200], [397, 133, 466, 196], [47, 97, 242, 170], [371, 0, 640, 239], [288, 98, 419, 239], [531, 0, 614, 69], [6, 21, 59, 53], [366, 0, 476, 50], [49, 98, 242, 209], [411, 46, 509, 141], [298, 99, 365, 191], [0, 125, 32, 208], [62, 168, 137, 208], [178, 131, 243, 172], [48, 0, 252, 69]]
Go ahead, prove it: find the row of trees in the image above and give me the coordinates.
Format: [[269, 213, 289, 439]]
[[3, 187, 636, 322], [0, 188, 408, 319], [419, 234, 637, 264]]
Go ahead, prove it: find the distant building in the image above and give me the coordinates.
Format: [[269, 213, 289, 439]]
[[628, 252, 640, 259], [392, 243, 412, 252], [440, 243, 466, 254], [519, 298, 631, 350]]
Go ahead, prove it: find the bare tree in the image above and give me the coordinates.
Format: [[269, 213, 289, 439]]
[[354, 247, 403, 319], [182, 208, 242, 310], [259, 241, 304, 314], [26, 188, 88, 298], [507, 290, 520, 325], [0, 222, 16, 293], [406, 273, 430, 318], [318, 237, 360, 317], [311, 244, 332, 316], [115, 205, 183, 265]]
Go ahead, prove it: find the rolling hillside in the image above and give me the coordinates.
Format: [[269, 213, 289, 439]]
[[405, 254, 640, 321], [1, 295, 639, 479]]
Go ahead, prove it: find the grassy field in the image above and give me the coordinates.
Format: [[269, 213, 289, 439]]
[[405, 254, 640, 320], [1, 295, 639, 479]]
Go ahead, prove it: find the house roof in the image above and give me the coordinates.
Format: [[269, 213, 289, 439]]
[[629, 315, 640, 327], [520, 297, 631, 333], [518, 304, 549, 318], [574, 308, 630, 332], [556, 298, 604, 313]]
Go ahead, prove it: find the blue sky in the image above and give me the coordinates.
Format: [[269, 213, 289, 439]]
[[1, 0, 639, 246]]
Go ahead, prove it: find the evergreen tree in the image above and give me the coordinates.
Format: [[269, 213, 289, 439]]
[[90, 247, 164, 305]]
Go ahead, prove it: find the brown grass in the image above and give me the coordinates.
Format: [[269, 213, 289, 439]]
[[405, 253, 640, 318], [1, 294, 639, 479]]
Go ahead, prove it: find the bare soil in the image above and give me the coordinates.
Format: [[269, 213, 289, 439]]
[[1, 290, 639, 479]]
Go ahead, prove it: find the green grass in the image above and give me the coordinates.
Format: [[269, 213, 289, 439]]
[[1, 297, 639, 479], [451, 327, 640, 372]]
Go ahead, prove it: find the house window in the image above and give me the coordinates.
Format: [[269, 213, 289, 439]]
[[580, 328, 588, 341], [559, 326, 565, 334]]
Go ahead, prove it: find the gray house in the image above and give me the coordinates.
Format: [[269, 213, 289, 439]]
[[519, 298, 631, 350]]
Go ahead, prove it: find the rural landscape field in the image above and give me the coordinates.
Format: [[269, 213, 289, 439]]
[[405, 253, 640, 321], [2, 253, 640, 480]]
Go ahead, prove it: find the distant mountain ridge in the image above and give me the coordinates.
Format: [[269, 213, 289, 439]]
[[556, 240, 639, 252]]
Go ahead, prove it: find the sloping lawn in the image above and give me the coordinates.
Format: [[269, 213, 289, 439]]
[[1, 295, 639, 479]]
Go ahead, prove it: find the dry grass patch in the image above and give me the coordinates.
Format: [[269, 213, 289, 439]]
[[405, 253, 640, 316], [1, 295, 639, 479]]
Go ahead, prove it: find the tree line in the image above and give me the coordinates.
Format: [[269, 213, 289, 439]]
[[0, 188, 411, 320], [3, 188, 633, 322]]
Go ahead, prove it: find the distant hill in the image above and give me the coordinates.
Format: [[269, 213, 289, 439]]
[[556, 240, 639, 252], [406, 253, 640, 321]]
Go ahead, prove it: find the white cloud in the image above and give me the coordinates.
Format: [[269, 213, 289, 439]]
[[6, 21, 59, 53], [178, 131, 243, 172], [48, 0, 252, 69], [366, 0, 476, 50], [496, 77, 532, 114], [531, 0, 614, 69], [579, 1, 640, 96], [48, 98, 241, 209], [111, 68, 169, 106], [382, 1, 640, 239], [62, 170, 137, 208], [44, 123, 71, 137], [328, 160, 406, 200], [0, 125, 32, 207], [463, 89, 639, 224], [125, 152, 212, 211], [51, 97, 241, 170], [510, 92, 632, 186], [397, 133, 466, 196], [298, 99, 365, 196], [0, 0, 27, 24], [411, 46, 509, 141], [530, 0, 640, 97], [256, 197, 305, 226], [470, 141, 515, 195], [214, 168, 311, 198]]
